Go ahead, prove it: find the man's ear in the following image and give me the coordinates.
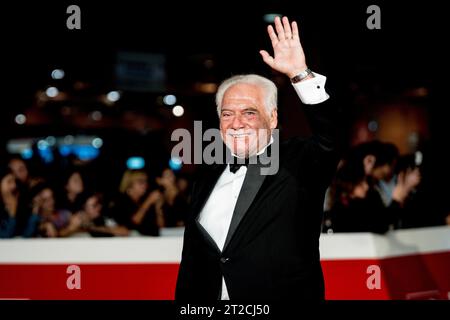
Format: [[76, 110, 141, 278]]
[[270, 109, 278, 129]]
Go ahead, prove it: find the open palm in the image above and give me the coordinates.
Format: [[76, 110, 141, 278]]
[[260, 16, 308, 78]]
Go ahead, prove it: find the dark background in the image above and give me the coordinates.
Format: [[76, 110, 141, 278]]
[[1, 0, 448, 217]]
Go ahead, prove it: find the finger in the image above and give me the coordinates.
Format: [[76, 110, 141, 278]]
[[282, 16, 292, 39], [274, 16, 285, 41], [267, 25, 279, 45], [292, 21, 300, 41], [259, 50, 274, 68]]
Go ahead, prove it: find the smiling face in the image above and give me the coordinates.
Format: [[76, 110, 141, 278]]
[[219, 83, 277, 158]]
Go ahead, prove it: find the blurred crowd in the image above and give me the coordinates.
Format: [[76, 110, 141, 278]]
[[1, 139, 449, 239], [0, 157, 190, 238], [323, 140, 449, 234]]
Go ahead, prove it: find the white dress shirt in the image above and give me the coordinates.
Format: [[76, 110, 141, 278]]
[[198, 72, 329, 300]]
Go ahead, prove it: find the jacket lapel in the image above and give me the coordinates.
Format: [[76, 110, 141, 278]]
[[222, 163, 267, 251], [190, 164, 226, 254], [191, 164, 226, 219], [195, 219, 222, 253]]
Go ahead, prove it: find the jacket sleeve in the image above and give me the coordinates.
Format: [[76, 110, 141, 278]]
[[296, 90, 341, 192]]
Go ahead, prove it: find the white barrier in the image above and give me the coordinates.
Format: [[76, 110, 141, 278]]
[[1, 226, 448, 263]]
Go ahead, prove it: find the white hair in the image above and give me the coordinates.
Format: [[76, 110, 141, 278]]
[[215, 74, 278, 117]]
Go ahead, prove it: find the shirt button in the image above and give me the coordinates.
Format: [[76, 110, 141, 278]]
[[220, 257, 229, 263]]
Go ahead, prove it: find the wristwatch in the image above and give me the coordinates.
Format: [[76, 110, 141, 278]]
[[290, 68, 314, 83]]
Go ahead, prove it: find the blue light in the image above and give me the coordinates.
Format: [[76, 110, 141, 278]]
[[45, 86, 59, 98], [59, 144, 100, 160], [51, 69, 65, 80], [37, 140, 49, 150], [92, 137, 103, 149], [263, 13, 282, 23], [38, 148, 54, 163], [59, 145, 72, 157], [107, 91, 120, 102], [169, 157, 182, 171], [21, 148, 33, 159], [46, 136, 56, 146], [127, 157, 145, 170], [163, 94, 177, 106], [73, 145, 100, 161]]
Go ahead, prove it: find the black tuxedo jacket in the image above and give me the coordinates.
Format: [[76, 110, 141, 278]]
[[175, 98, 339, 301]]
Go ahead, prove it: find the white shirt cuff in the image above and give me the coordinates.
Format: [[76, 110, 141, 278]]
[[292, 72, 330, 105]]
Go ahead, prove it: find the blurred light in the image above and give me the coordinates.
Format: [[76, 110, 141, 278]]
[[15, 114, 26, 125], [194, 82, 218, 93], [21, 148, 33, 160], [74, 81, 90, 91], [46, 136, 56, 146], [127, 157, 145, 170], [415, 87, 428, 97], [59, 145, 72, 157], [106, 91, 120, 102], [64, 135, 75, 144], [163, 94, 177, 106], [408, 132, 419, 145], [6, 139, 33, 154], [51, 69, 65, 80], [92, 137, 103, 149], [90, 110, 103, 121], [263, 13, 282, 23], [45, 86, 59, 98], [37, 140, 49, 150], [172, 105, 184, 117], [368, 120, 378, 132], [409, 87, 428, 97], [38, 148, 54, 163], [415, 151, 423, 166], [74, 145, 100, 161], [169, 156, 182, 171]]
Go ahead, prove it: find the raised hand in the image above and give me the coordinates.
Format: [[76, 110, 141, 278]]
[[260, 16, 308, 78], [392, 168, 421, 204]]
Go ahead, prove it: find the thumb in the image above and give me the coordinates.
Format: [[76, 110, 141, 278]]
[[259, 50, 274, 67]]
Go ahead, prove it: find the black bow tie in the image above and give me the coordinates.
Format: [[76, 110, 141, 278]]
[[229, 162, 248, 174]]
